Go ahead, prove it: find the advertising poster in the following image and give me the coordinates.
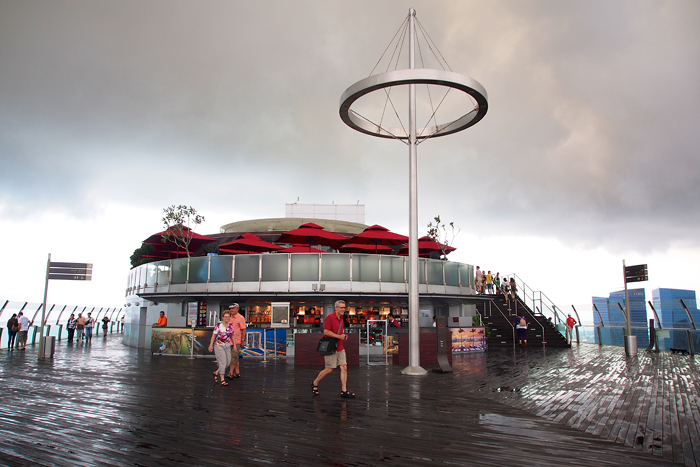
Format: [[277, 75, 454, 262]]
[[151, 327, 214, 355], [451, 326, 486, 352]]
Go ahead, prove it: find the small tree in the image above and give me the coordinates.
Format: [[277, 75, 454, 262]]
[[161, 205, 205, 258], [130, 243, 155, 268], [426, 215, 460, 258]]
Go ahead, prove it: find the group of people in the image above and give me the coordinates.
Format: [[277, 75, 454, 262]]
[[208, 304, 247, 386], [5, 312, 32, 350], [66, 312, 111, 343], [207, 300, 356, 398], [474, 267, 518, 302]]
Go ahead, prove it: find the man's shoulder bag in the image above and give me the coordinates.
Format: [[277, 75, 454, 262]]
[[317, 319, 343, 355]]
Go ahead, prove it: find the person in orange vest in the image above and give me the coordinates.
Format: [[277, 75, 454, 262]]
[[566, 314, 577, 344]]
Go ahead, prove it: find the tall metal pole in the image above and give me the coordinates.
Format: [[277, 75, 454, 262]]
[[39, 253, 50, 358], [623, 260, 630, 336], [402, 8, 427, 375]]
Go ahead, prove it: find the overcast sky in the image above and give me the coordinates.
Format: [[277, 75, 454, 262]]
[[2, 1, 699, 323]]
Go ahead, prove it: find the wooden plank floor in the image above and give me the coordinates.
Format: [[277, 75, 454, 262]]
[[0, 336, 690, 466], [455, 345, 700, 467]]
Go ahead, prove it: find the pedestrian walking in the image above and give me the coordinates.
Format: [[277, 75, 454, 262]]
[[102, 315, 110, 339], [509, 277, 518, 302], [226, 304, 246, 379], [494, 273, 501, 294], [85, 313, 95, 343], [311, 300, 355, 398], [17, 312, 32, 351], [566, 314, 577, 344], [514, 314, 528, 346], [485, 271, 493, 294], [208, 310, 234, 386], [475, 266, 483, 294], [6, 313, 19, 350], [76, 313, 86, 341], [66, 314, 77, 342]]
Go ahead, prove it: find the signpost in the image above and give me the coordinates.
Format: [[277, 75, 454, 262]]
[[622, 261, 647, 357], [39, 254, 92, 358]]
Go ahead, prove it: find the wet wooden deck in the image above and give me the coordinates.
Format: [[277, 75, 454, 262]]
[[0, 336, 694, 466]]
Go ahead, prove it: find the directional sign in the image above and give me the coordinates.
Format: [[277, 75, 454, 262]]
[[48, 274, 92, 281], [49, 262, 93, 281], [624, 264, 648, 283]]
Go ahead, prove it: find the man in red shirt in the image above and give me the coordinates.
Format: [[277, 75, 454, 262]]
[[311, 300, 355, 398], [227, 304, 246, 379], [566, 314, 577, 344]]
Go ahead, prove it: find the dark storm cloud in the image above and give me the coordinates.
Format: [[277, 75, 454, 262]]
[[1, 1, 699, 253]]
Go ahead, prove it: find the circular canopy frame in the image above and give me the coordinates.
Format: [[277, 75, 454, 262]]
[[339, 68, 488, 140]]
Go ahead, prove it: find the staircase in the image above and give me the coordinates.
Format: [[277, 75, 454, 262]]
[[477, 294, 570, 348]]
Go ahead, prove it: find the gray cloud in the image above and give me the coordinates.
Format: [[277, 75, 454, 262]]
[[1, 0, 699, 255]]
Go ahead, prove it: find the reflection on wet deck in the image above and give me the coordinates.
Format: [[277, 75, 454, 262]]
[[0, 337, 692, 466]]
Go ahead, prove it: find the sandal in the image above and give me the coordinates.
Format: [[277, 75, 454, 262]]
[[340, 390, 356, 399], [212, 371, 219, 384], [233, 373, 240, 379], [226, 373, 234, 380], [220, 381, 229, 386], [311, 382, 320, 396]]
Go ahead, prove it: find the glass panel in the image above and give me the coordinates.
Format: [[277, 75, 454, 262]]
[[420, 259, 426, 284], [381, 256, 404, 283], [156, 260, 170, 285], [172, 258, 188, 284], [321, 254, 350, 281], [352, 254, 379, 282], [210, 256, 233, 282], [445, 262, 459, 286], [427, 259, 443, 285], [262, 254, 288, 282], [290, 254, 319, 281], [146, 263, 157, 286], [235, 255, 260, 282], [460, 264, 472, 287], [188, 257, 209, 283], [139, 266, 147, 287]]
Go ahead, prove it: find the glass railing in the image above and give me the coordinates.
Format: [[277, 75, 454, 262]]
[[0, 300, 124, 349], [573, 325, 700, 352], [127, 253, 476, 293]]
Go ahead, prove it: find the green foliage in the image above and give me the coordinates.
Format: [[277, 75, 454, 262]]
[[130, 244, 155, 268], [426, 215, 460, 258], [161, 205, 205, 258]]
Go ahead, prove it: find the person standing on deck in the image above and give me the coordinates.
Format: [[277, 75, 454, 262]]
[[66, 314, 77, 343], [566, 314, 577, 344]]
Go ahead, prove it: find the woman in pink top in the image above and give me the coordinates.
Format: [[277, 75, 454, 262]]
[[208, 310, 234, 386]]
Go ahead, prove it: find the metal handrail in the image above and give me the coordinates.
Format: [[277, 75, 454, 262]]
[[512, 299, 546, 347], [504, 273, 567, 326], [487, 300, 516, 347]]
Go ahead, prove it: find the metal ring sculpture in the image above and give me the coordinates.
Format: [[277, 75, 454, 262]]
[[339, 68, 488, 140]]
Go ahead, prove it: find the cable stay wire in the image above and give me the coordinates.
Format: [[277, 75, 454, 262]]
[[415, 33, 440, 139], [379, 19, 409, 132], [416, 17, 452, 71], [349, 109, 409, 145], [368, 14, 409, 77], [416, 107, 479, 146]]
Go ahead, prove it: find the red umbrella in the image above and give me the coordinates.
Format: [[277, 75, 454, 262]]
[[397, 236, 456, 258], [219, 248, 258, 255], [143, 227, 216, 252], [218, 233, 282, 253], [277, 244, 327, 253], [348, 225, 408, 246], [339, 243, 392, 254], [276, 223, 347, 250]]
